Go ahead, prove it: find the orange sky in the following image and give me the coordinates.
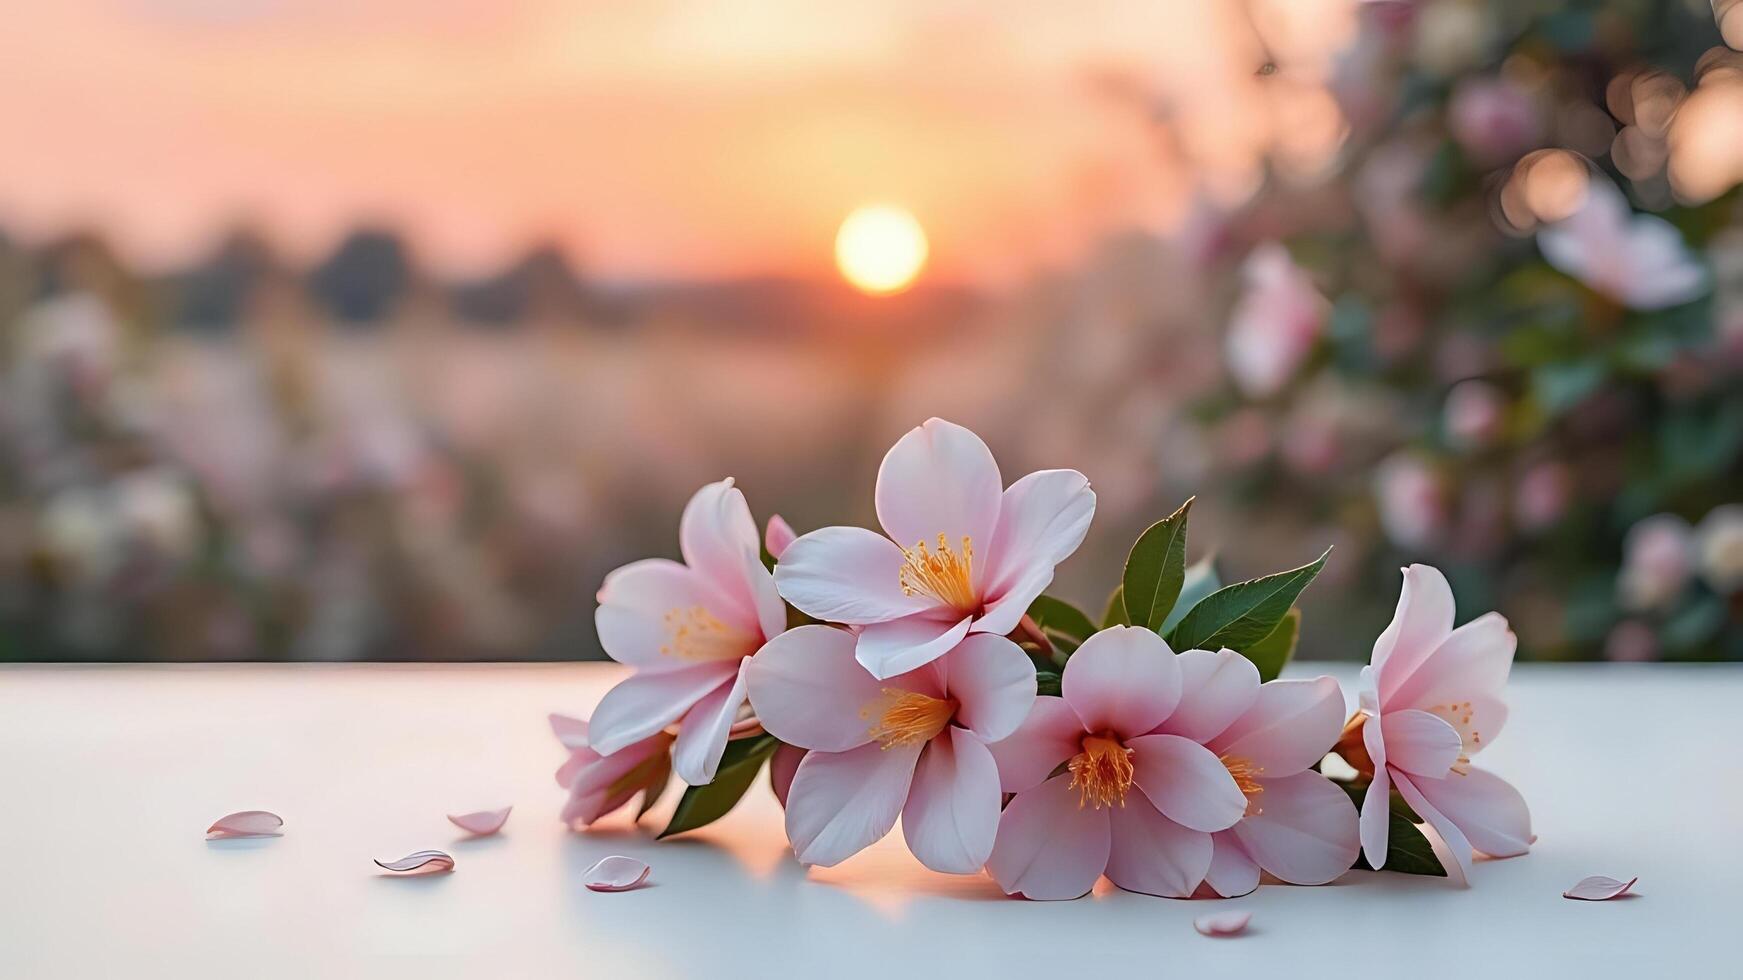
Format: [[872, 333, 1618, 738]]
[[0, 1, 1355, 284]]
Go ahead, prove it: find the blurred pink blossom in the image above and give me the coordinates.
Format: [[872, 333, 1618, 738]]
[[1374, 452, 1447, 550], [1218, 408, 1273, 470], [1225, 244, 1329, 399], [1538, 182, 1707, 310], [1448, 78, 1541, 165], [1617, 513, 1694, 611], [1513, 461, 1571, 532], [1356, 143, 1431, 267], [1603, 620, 1660, 663], [1443, 379, 1505, 449], [1695, 503, 1743, 594]]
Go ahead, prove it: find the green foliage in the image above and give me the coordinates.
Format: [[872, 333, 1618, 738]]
[[1034, 669, 1061, 697], [635, 759, 673, 821], [1121, 498, 1193, 632], [1160, 558, 1222, 635], [1167, 549, 1330, 655], [1101, 584, 1130, 629], [659, 735, 780, 838], [1026, 595, 1096, 655], [1242, 608, 1300, 682], [1341, 783, 1447, 877]]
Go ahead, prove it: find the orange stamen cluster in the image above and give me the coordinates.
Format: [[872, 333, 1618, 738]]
[[661, 606, 753, 662], [1427, 700, 1480, 775], [864, 689, 956, 749], [898, 534, 976, 612], [1068, 734, 1135, 809], [1221, 755, 1265, 816]]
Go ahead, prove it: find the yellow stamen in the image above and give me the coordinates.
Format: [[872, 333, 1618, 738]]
[[1068, 734, 1135, 809], [898, 534, 977, 612], [660, 606, 755, 662], [1221, 755, 1265, 816], [863, 689, 956, 749], [1425, 700, 1479, 775]]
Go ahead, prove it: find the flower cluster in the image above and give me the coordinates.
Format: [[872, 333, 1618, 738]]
[[554, 419, 1533, 898]]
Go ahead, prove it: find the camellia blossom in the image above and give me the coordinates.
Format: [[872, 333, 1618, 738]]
[[1448, 77, 1540, 165], [773, 418, 1095, 679], [1342, 565, 1532, 880], [550, 713, 673, 828], [1538, 181, 1707, 310], [586, 480, 787, 785], [1695, 503, 1743, 594], [745, 624, 1036, 872], [1617, 513, 1695, 612], [1151, 650, 1359, 897], [984, 627, 1248, 900], [1225, 243, 1329, 399], [1374, 452, 1448, 551]]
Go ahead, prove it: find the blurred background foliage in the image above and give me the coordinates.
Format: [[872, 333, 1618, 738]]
[[0, 0, 1738, 662]]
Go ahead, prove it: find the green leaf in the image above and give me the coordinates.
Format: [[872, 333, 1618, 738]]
[[784, 603, 818, 631], [1159, 557, 1221, 635], [1101, 584, 1130, 628], [1166, 548, 1330, 653], [1342, 784, 1446, 876], [1034, 669, 1061, 697], [1340, 783, 1445, 873], [634, 753, 674, 822], [1121, 498, 1194, 632], [658, 735, 779, 838], [1042, 629, 1082, 656], [1026, 595, 1097, 646], [1242, 608, 1299, 682]]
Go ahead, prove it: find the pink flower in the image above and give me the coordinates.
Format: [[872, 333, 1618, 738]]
[[1514, 461, 1571, 532], [1617, 513, 1695, 612], [550, 714, 672, 828], [1695, 504, 1743, 594], [1538, 182, 1707, 310], [773, 418, 1095, 679], [1442, 379, 1505, 450], [588, 480, 787, 785], [984, 627, 1248, 900], [1225, 244, 1329, 398], [744, 624, 1035, 872], [1151, 650, 1359, 897], [1603, 620, 1660, 663], [1348, 565, 1532, 881], [1448, 78, 1540, 165], [1374, 452, 1447, 550], [763, 514, 797, 559]]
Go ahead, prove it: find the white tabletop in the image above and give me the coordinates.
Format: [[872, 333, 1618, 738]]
[[1, 661, 1736, 978]]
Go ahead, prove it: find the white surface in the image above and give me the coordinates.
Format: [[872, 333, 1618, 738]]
[[1, 661, 1737, 979]]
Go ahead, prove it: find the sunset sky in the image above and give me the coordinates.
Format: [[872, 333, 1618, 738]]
[[0, 1, 1353, 285]]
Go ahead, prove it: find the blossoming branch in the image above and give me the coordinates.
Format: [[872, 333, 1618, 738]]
[[552, 418, 1533, 898]]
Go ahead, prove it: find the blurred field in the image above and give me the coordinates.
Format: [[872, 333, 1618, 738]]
[[1, 0, 1739, 662]]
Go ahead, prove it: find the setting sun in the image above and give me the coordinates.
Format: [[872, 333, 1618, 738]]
[[834, 205, 929, 295]]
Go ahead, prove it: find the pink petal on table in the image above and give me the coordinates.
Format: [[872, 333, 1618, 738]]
[[447, 806, 512, 836], [1563, 875, 1637, 901], [374, 850, 455, 875], [583, 855, 651, 892], [206, 810, 284, 839], [1193, 911, 1252, 937]]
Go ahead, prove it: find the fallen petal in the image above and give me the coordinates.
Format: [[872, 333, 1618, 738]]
[[1563, 875, 1637, 901], [374, 850, 455, 875], [206, 810, 284, 839], [583, 855, 651, 892], [447, 806, 513, 836], [549, 713, 590, 750], [1194, 911, 1252, 937]]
